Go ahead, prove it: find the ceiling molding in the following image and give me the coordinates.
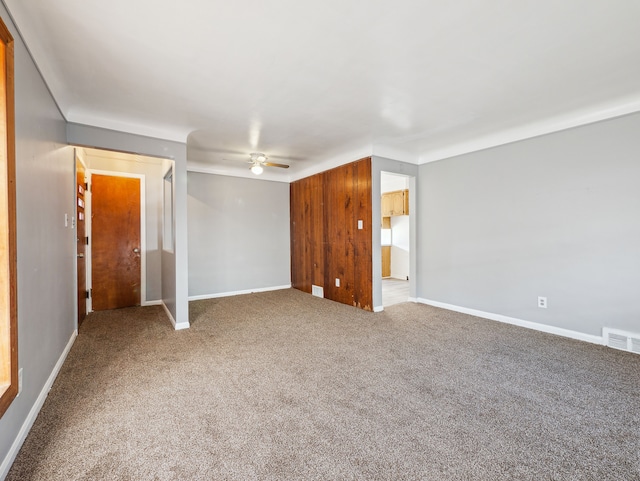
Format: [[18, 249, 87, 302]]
[[419, 96, 640, 164], [67, 112, 190, 145], [8, 1, 640, 170], [289, 144, 373, 182]]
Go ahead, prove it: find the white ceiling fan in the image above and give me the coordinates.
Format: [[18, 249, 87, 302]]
[[246, 152, 289, 175]]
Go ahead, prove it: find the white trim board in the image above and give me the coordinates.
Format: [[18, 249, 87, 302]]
[[161, 301, 189, 330], [74, 151, 88, 330], [374, 298, 418, 312], [141, 299, 162, 306], [188, 284, 292, 301], [417, 298, 604, 346], [0, 330, 77, 481], [419, 96, 640, 164]]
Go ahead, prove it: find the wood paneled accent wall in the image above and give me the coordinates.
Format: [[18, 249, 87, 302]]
[[290, 157, 372, 310]]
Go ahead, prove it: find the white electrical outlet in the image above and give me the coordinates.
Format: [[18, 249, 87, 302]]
[[538, 296, 548, 309], [335, 278, 340, 287], [64, 213, 69, 227]]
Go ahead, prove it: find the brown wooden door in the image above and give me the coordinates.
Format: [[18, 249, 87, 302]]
[[76, 156, 87, 325], [91, 174, 141, 311]]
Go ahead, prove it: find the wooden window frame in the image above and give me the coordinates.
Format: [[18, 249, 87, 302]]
[[0, 16, 17, 419]]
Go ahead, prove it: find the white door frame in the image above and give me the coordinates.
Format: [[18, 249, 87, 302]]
[[379, 172, 416, 306], [372, 166, 418, 312], [74, 150, 89, 328]]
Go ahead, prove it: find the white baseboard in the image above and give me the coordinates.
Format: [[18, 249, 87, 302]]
[[0, 329, 77, 481], [416, 298, 604, 346], [141, 299, 162, 306], [161, 301, 189, 331], [188, 284, 292, 301], [374, 297, 418, 312]]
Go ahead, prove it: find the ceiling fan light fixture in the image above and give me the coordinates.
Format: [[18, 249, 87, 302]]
[[250, 152, 267, 163], [251, 163, 264, 175]]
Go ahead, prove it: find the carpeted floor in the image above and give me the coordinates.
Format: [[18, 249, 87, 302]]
[[6, 289, 640, 480]]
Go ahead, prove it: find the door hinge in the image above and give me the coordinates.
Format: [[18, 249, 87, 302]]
[[85, 236, 89, 245], [85, 289, 90, 299]]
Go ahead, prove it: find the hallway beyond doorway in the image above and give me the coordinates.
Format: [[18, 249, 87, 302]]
[[382, 278, 409, 307]]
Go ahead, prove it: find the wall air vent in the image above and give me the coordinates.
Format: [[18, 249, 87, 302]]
[[603, 328, 640, 355], [312, 285, 324, 298]]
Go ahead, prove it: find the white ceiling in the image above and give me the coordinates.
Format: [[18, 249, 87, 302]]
[[5, 0, 640, 180]]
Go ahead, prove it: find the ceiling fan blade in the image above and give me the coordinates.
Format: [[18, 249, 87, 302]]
[[263, 162, 289, 169]]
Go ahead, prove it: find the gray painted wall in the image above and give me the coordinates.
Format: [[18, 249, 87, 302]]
[[418, 112, 640, 337], [187, 172, 290, 297], [85, 154, 165, 302], [0, 1, 637, 471], [0, 5, 76, 475], [66, 124, 189, 328]]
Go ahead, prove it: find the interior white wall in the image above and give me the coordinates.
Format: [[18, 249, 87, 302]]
[[0, 6, 76, 477], [390, 216, 410, 280], [187, 172, 291, 298], [418, 112, 640, 338], [66, 123, 189, 329], [381, 173, 409, 193], [85, 152, 164, 302]]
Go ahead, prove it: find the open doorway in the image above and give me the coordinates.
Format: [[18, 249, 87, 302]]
[[74, 147, 171, 325], [381, 172, 411, 307]]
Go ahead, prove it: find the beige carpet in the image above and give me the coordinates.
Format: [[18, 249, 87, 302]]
[[7, 289, 640, 480]]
